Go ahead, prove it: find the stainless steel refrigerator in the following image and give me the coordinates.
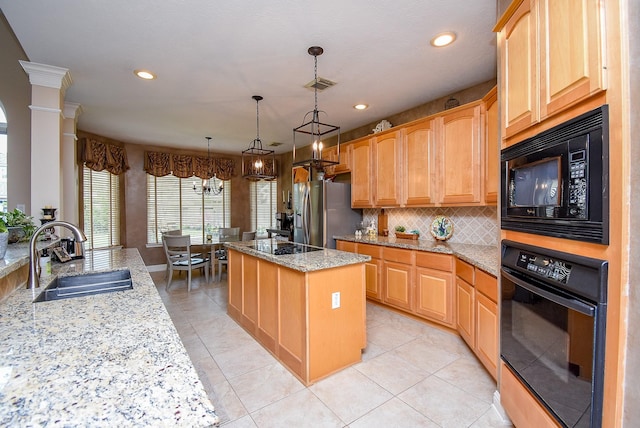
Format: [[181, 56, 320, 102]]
[[293, 181, 362, 249]]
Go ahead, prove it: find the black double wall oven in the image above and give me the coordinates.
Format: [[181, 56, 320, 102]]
[[500, 105, 610, 427]]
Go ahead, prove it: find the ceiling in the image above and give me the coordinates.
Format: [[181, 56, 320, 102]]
[[0, 1, 497, 155]]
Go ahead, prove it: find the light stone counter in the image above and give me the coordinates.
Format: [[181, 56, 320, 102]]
[[224, 240, 371, 271], [0, 248, 219, 427], [334, 235, 499, 277]]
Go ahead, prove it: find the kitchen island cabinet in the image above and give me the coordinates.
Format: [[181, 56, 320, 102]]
[[0, 248, 219, 427], [226, 240, 369, 385]]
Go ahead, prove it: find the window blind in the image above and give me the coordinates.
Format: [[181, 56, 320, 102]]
[[250, 180, 277, 237], [82, 166, 120, 249], [147, 174, 230, 244]]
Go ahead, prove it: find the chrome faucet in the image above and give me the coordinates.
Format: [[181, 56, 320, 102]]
[[27, 221, 87, 289]]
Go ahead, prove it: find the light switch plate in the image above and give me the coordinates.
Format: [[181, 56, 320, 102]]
[[331, 292, 340, 309]]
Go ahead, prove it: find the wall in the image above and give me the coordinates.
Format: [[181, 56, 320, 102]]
[[0, 12, 31, 213]]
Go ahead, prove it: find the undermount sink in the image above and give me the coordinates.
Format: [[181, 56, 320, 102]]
[[33, 269, 133, 303]]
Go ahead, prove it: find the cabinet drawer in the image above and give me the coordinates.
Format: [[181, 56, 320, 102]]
[[337, 240, 357, 253], [455, 258, 475, 284], [476, 269, 497, 303], [383, 247, 414, 264], [358, 243, 382, 259], [415, 252, 453, 271]]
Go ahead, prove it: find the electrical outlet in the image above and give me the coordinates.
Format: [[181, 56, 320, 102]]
[[331, 292, 340, 309]]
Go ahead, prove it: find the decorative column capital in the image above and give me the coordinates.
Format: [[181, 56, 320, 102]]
[[19, 61, 72, 94], [63, 102, 83, 121]]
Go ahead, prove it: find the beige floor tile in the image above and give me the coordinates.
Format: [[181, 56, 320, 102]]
[[210, 380, 249, 425], [220, 414, 257, 427], [434, 355, 496, 403], [192, 355, 227, 388], [470, 406, 514, 427], [360, 341, 386, 362], [366, 322, 419, 351], [228, 362, 305, 413], [392, 338, 462, 374], [251, 389, 344, 428], [398, 376, 491, 427], [214, 341, 277, 379], [309, 367, 393, 424], [354, 352, 428, 395], [349, 397, 439, 428]]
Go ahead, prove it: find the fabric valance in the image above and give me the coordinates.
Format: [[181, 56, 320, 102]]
[[144, 150, 236, 181], [80, 138, 130, 175]]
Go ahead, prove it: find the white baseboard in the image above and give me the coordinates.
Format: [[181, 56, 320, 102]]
[[146, 264, 166, 273], [492, 390, 513, 426]]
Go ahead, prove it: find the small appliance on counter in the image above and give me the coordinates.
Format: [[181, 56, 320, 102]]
[[60, 237, 84, 260]]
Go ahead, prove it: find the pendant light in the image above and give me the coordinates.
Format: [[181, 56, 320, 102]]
[[242, 95, 276, 180], [193, 137, 224, 196], [292, 46, 340, 171]]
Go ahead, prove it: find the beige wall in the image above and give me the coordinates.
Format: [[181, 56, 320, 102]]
[[0, 12, 31, 214]]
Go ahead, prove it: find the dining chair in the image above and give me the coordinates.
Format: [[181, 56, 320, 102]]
[[215, 227, 240, 282], [242, 231, 256, 241], [163, 234, 210, 291]]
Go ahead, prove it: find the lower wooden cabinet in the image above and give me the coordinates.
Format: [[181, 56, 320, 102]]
[[415, 252, 455, 328], [359, 243, 383, 301], [383, 261, 413, 311], [455, 258, 498, 379]]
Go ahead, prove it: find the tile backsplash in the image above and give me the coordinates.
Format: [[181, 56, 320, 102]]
[[363, 206, 498, 246]]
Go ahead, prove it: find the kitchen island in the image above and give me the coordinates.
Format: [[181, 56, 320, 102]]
[[0, 247, 219, 427], [224, 240, 370, 386]]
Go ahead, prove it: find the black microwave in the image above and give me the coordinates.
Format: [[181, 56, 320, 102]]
[[501, 105, 609, 244]]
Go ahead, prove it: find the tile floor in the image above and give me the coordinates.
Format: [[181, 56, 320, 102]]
[[151, 272, 513, 427]]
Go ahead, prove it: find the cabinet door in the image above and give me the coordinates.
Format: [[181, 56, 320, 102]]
[[539, 0, 605, 119], [456, 277, 475, 348], [336, 240, 356, 253], [257, 259, 279, 353], [227, 250, 243, 319], [501, 0, 538, 139], [323, 145, 338, 176], [415, 267, 455, 327], [383, 261, 413, 311], [364, 258, 383, 301], [475, 292, 498, 380], [438, 104, 482, 205], [335, 143, 351, 173], [241, 255, 259, 334], [483, 87, 499, 204], [351, 138, 374, 208], [278, 267, 306, 379], [404, 119, 436, 206], [374, 130, 402, 207]]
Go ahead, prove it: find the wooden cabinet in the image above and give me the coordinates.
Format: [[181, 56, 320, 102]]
[[403, 118, 436, 206], [374, 130, 403, 207], [482, 87, 499, 204], [437, 102, 482, 205], [228, 250, 366, 386], [497, 0, 606, 140], [324, 143, 351, 175], [358, 243, 383, 302], [382, 247, 414, 311], [415, 252, 455, 328], [455, 258, 498, 379], [350, 137, 375, 208], [456, 276, 475, 347]]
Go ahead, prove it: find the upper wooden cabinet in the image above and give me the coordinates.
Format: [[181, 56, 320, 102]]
[[324, 143, 351, 176], [436, 102, 483, 205], [374, 130, 403, 207], [403, 118, 436, 206], [350, 137, 375, 208], [497, 0, 606, 140], [483, 87, 499, 204]]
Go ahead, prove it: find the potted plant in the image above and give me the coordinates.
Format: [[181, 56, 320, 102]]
[[3, 209, 36, 244], [394, 225, 420, 240], [0, 217, 8, 259]]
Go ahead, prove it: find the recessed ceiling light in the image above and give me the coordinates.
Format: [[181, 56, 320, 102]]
[[354, 104, 368, 110], [134, 69, 156, 80], [430, 32, 456, 47]]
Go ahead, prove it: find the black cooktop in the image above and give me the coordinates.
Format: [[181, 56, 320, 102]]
[[249, 241, 324, 256]]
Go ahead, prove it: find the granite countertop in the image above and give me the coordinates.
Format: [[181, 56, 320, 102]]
[[334, 235, 499, 276], [224, 239, 371, 272], [0, 248, 219, 427]]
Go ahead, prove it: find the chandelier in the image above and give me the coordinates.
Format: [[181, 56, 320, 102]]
[[193, 137, 224, 196], [293, 46, 340, 171], [242, 95, 276, 180]]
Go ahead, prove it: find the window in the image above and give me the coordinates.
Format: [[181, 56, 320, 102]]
[[147, 174, 230, 244], [0, 106, 7, 213], [82, 166, 120, 249], [250, 180, 277, 237]]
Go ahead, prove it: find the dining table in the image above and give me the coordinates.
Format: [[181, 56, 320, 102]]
[[191, 235, 241, 278]]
